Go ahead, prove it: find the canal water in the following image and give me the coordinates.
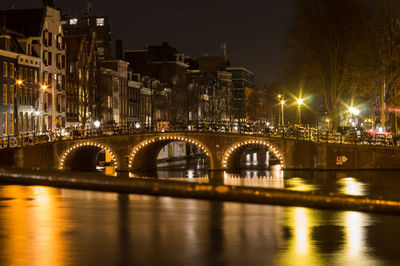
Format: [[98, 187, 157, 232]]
[[0, 169, 400, 265]]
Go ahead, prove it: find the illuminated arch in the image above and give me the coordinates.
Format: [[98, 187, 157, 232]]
[[59, 142, 118, 170], [222, 140, 284, 169], [128, 136, 211, 169]]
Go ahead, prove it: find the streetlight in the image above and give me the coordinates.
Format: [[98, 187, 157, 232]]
[[349, 107, 360, 116], [349, 107, 360, 127], [297, 98, 304, 126], [94, 120, 101, 128]]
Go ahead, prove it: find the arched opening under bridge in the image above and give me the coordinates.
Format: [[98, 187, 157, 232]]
[[223, 140, 283, 170], [128, 136, 212, 177], [59, 142, 118, 175]]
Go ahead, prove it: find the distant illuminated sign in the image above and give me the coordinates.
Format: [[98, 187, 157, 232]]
[[96, 18, 105, 26], [69, 18, 78, 25]]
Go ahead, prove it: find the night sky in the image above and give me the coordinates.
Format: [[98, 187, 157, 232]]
[[0, 0, 296, 88]]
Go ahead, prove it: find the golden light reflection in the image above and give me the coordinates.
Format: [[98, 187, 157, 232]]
[[345, 211, 363, 256], [278, 207, 320, 265], [2, 186, 70, 266], [286, 177, 315, 192], [294, 208, 308, 255], [338, 177, 365, 196], [223, 171, 284, 188]]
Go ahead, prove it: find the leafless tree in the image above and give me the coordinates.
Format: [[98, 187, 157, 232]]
[[370, 0, 400, 135], [284, 0, 373, 129]]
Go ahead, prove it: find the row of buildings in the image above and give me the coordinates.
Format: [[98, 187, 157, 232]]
[[0, 0, 267, 137]]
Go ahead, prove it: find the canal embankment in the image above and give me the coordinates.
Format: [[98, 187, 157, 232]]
[[0, 168, 399, 215]]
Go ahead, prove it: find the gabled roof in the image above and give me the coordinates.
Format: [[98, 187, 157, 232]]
[[0, 8, 45, 37]]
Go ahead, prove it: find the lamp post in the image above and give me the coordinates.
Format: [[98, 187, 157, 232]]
[[41, 84, 49, 133], [14, 79, 22, 136], [278, 94, 285, 126], [280, 99, 285, 127], [297, 98, 304, 126], [325, 118, 330, 130]]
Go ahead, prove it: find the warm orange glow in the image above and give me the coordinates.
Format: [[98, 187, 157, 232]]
[[16, 80, 22, 85], [2, 186, 70, 265]]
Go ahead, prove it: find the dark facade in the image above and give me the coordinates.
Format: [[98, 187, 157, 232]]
[[64, 15, 112, 60], [64, 32, 98, 128], [127, 71, 141, 124], [226, 67, 256, 122], [0, 32, 41, 137], [0, 5, 67, 131], [125, 42, 188, 122], [96, 67, 117, 125], [97, 60, 129, 124], [186, 55, 233, 123]]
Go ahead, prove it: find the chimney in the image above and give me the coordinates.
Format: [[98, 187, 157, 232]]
[[116, 39, 123, 60], [87, 0, 92, 17]]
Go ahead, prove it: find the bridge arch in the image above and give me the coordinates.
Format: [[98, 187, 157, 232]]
[[128, 135, 213, 171], [222, 140, 284, 169], [59, 142, 118, 171]]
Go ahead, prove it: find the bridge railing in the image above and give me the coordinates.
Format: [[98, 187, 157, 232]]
[[0, 122, 396, 149]]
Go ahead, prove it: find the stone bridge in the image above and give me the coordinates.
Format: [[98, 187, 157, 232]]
[[1, 132, 400, 171]]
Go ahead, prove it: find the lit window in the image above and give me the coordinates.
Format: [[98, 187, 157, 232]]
[[9, 63, 14, 78], [69, 18, 78, 25], [96, 18, 104, 26], [3, 84, 7, 104], [3, 62, 7, 77], [3, 112, 7, 135]]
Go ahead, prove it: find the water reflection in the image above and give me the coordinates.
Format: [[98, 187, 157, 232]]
[[129, 165, 285, 188], [0, 186, 71, 266], [128, 168, 387, 198], [0, 185, 399, 265], [285, 177, 316, 192], [277, 207, 381, 265], [128, 168, 400, 199], [338, 177, 365, 196]]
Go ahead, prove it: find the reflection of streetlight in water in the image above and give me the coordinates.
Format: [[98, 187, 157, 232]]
[[338, 177, 365, 196]]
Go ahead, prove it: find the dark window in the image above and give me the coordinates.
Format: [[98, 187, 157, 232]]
[[62, 75, 65, 90], [42, 30, 48, 47], [48, 32, 53, 47], [48, 52, 52, 65]]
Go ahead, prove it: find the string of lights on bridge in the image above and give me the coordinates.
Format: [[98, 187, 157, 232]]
[[222, 140, 283, 169], [57, 137, 284, 171], [128, 136, 210, 169], [59, 142, 118, 171]]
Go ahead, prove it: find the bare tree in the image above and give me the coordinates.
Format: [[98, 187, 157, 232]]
[[370, 0, 400, 135], [284, 0, 373, 129], [72, 32, 97, 128]]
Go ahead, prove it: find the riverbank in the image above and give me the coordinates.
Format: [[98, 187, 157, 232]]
[[0, 168, 399, 215]]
